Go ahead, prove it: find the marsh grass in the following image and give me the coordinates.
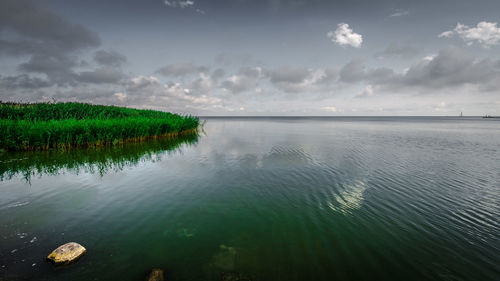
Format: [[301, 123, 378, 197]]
[[0, 102, 199, 151]]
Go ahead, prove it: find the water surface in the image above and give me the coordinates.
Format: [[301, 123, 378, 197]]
[[1, 117, 499, 280]]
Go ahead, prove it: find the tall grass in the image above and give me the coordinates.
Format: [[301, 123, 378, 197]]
[[0, 102, 199, 151]]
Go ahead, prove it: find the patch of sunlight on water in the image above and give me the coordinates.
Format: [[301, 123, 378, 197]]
[[328, 180, 366, 215]]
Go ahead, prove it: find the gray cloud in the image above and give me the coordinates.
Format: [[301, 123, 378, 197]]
[[0, 39, 44, 57], [211, 68, 226, 80], [374, 43, 420, 59], [155, 62, 207, 77], [332, 46, 500, 96], [344, 47, 500, 94], [366, 67, 396, 85], [340, 59, 366, 83], [319, 67, 340, 84], [4, 45, 498, 110], [268, 66, 339, 93], [50, 87, 118, 102], [269, 66, 309, 84], [126, 76, 162, 93], [339, 58, 396, 86], [0, 0, 100, 55], [221, 67, 262, 94], [0, 74, 52, 90], [106, 75, 230, 114], [18, 54, 79, 86], [94, 50, 127, 67], [215, 53, 255, 66], [187, 73, 216, 96], [77, 67, 126, 84], [0, 0, 104, 88], [395, 46, 499, 90]]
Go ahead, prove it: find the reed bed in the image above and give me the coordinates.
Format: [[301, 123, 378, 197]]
[[0, 102, 199, 151]]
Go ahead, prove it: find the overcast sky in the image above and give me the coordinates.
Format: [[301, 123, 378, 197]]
[[1, 0, 500, 115]]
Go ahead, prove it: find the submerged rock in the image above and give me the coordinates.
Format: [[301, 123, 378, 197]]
[[148, 268, 164, 281], [46, 242, 86, 265], [221, 272, 252, 281], [212, 245, 238, 270]]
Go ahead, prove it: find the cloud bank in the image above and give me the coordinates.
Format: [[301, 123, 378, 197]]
[[1, 1, 499, 115]]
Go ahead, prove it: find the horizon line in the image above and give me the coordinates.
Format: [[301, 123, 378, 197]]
[[198, 115, 494, 118]]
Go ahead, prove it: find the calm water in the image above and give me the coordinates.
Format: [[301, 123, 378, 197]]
[[1, 117, 499, 281]]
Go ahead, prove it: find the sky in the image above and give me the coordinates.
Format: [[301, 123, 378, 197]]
[[1, 0, 500, 116]]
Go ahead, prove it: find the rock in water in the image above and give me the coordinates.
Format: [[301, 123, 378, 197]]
[[221, 272, 252, 281], [148, 269, 165, 281], [46, 242, 86, 265]]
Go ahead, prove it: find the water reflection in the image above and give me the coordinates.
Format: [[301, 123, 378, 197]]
[[327, 180, 366, 215], [0, 133, 199, 181]]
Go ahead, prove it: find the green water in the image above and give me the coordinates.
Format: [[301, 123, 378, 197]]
[[0, 117, 499, 280]]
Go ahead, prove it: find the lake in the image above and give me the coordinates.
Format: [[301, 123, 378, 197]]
[[1, 117, 499, 281]]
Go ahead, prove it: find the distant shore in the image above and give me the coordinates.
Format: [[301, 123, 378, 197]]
[[0, 102, 199, 151]]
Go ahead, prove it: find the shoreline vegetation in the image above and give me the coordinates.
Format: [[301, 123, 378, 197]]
[[0, 102, 199, 151]]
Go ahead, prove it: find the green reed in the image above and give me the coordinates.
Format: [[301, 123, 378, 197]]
[[0, 102, 199, 151]]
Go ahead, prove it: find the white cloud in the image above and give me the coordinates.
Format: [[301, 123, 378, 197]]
[[121, 75, 230, 113], [113, 92, 126, 102], [439, 30, 454, 38], [164, 0, 204, 13], [389, 10, 409, 17], [327, 23, 363, 48], [355, 85, 374, 98], [179, 0, 194, 8], [433, 101, 449, 112], [423, 54, 436, 62], [321, 106, 338, 112], [164, 0, 194, 8], [439, 21, 500, 48]]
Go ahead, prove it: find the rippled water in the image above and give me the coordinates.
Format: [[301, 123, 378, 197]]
[[1, 117, 499, 281]]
